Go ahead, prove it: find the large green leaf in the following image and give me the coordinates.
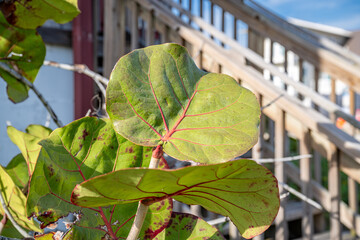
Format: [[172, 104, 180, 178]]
[[106, 43, 260, 164], [7, 125, 51, 174], [0, 165, 42, 233], [5, 153, 29, 189], [72, 159, 279, 239], [0, 0, 80, 29], [0, 13, 45, 103], [153, 212, 224, 240], [26, 117, 170, 239]]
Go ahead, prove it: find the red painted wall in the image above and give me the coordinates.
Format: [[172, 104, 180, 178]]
[[72, 0, 94, 119]]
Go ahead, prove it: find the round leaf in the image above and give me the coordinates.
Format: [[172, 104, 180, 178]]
[[72, 159, 279, 239], [106, 43, 260, 163], [26, 117, 169, 239]]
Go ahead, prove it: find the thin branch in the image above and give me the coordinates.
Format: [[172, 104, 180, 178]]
[[126, 146, 163, 240], [279, 182, 323, 210], [251, 154, 313, 163], [0, 62, 63, 128], [0, 191, 33, 239], [43, 60, 108, 97]]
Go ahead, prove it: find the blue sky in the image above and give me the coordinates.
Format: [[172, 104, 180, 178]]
[[254, 0, 360, 31]]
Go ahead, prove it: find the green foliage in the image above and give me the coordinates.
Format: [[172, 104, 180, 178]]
[[72, 159, 279, 239], [7, 125, 52, 174], [0, 0, 80, 29], [153, 212, 225, 240], [0, 13, 45, 102], [106, 43, 260, 163], [5, 154, 28, 189], [0, 0, 79, 102], [0, 19, 279, 238], [26, 117, 170, 239], [0, 165, 42, 233]]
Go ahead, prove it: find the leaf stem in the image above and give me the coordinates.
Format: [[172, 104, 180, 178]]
[[126, 145, 163, 240], [98, 207, 118, 240], [0, 191, 33, 239], [0, 62, 63, 128]]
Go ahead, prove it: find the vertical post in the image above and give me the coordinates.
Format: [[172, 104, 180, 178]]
[[73, 0, 94, 119], [199, 0, 203, 31], [221, 9, 225, 47], [313, 150, 326, 233], [103, 0, 126, 78], [233, 17, 237, 41], [298, 58, 304, 100], [188, 0, 192, 25], [252, 94, 263, 160], [283, 48, 288, 90], [313, 67, 320, 110], [130, 1, 139, 50], [300, 128, 313, 239], [275, 108, 288, 240], [252, 94, 265, 240], [348, 87, 358, 233], [210, 2, 214, 39], [349, 87, 356, 135], [330, 77, 337, 122], [328, 144, 341, 240], [144, 9, 155, 46]]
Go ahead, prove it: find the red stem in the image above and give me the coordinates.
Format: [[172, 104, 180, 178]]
[[99, 207, 118, 240]]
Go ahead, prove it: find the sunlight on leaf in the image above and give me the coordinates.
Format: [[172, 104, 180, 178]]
[[7, 125, 51, 174], [26, 117, 169, 239], [72, 159, 279, 239], [0, 165, 42, 233], [106, 43, 260, 164]]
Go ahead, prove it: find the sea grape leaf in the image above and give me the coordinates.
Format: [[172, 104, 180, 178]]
[[0, 13, 45, 103], [26, 117, 170, 239], [0, 214, 23, 238], [25, 124, 53, 139], [5, 153, 29, 189], [153, 212, 224, 240], [0, 165, 42, 233], [7, 125, 51, 174], [0, 0, 80, 29], [106, 43, 260, 164], [72, 159, 279, 239]]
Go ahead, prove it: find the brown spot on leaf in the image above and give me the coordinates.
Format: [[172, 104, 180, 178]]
[[97, 134, 104, 140], [262, 199, 269, 207], [79, 129, 89, 140], [128, 147, 133, 153], [47, 164, 54, 177], [0, 1, 17, 26]]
